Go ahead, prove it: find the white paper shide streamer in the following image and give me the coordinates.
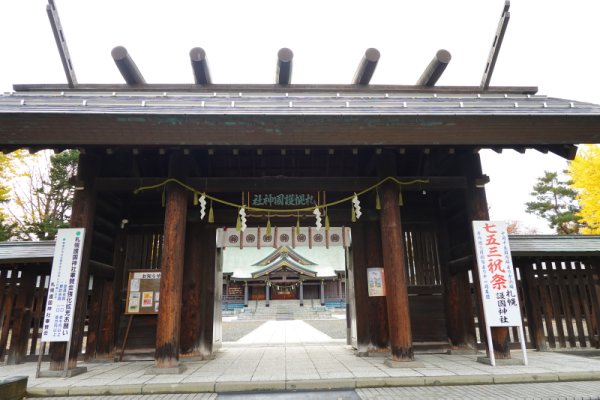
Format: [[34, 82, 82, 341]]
[[352, 193, 362, 219], [199, 194, 207, 220], [313, 207, 322, 230]]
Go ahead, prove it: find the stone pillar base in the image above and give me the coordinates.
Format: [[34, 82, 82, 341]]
[[384, 358, 425, 368], [38, 366, 87, 378], [477, 356, 523, 366], [146, 365, 187, 375]]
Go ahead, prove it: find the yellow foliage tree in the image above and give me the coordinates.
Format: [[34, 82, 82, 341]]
[[569, 144, 600, 234]]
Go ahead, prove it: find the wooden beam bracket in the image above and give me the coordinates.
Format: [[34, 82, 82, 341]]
[[46, 0, 77, 88], [111, 46, 146, 86], [352, 48, 380, 85], [416, 49, 451, 87], [480, 1, 511, 89]]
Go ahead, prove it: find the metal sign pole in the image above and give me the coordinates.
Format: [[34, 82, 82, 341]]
[[518, 325, 528, 366], [63, 339, 72, 377], [35, 341, 47, 378], [485, 325, 496, 367]]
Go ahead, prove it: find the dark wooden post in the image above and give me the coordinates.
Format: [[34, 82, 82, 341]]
[[95, 279, 115, 359], [155, 154, 188, 370], [299, 281, 304, 306], [380, 180, 414, 362], [50, 152, 98, 371], [180, 223, 203, 357], [365, 220, 389, 352], [84, 276, 104, 360], [438, 212, 476, 350], [350, 223, 371, 354], [96, 231, 125, 359], [320, 280, 325, 305], [198, 225, 219, 358], [244, 282, 249, 307], [6, 270, 36, 364], [463, 152, 511, 359]]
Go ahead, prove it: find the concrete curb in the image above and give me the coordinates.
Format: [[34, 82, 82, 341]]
[[492, 373, 559, 384], [143, 381, 215, 394], [215, 380, 286, 392], [286, 378, 356, 390], [24, 372, 600, 396], [68, 384, 142, 396]]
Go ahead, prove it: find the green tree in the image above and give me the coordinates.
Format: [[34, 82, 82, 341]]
[[569, 144, 600, 234], [11, 150, 79, 240], [525, 170, 582, 235]]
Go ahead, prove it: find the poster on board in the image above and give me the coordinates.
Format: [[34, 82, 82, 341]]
[[125, 270, 161, 315], [367, 267, 386, 297]]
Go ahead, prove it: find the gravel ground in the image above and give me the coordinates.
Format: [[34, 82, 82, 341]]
[[222, 320, 266, 341], [303, 319, 347, 339]]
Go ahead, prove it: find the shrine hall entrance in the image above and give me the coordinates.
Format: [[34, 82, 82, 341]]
[[218, 227, 351, 346]]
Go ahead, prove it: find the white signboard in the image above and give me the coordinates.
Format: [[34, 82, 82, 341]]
[[473, 221, 521, 327], [472, 221, 527, 366], [41, 228, 85, 342], [367, 267, 386, 296]]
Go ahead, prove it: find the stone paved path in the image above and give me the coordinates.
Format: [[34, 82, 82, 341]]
[[356, 380, 600, 399], [236, 320, 334, 344]]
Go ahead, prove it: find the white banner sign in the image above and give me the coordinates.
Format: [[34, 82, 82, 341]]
[[472, 221, 522, 327], [41, 228, 85, 342], [216, 227, 351, 249]]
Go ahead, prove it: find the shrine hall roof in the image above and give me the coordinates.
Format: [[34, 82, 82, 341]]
[[1, 89, 600, 117]]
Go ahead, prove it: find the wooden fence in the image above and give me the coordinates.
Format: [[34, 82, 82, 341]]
[[471, 257, 600, 350], [0, 267, 50, 364]]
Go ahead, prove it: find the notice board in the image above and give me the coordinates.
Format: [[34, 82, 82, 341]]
[[125, 269, 161, 315]]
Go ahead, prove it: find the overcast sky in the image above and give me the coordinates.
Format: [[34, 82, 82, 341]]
[[1, 0, 598, 233]]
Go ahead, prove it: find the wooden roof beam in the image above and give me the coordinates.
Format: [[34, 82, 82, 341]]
[[481, 1, 511, 89], [111, 46, 146, 85], [276, 48, 294, 85], [189, 47, 212, 85], [416, 49, 452, 86], [548, 144, 578, 160], [46, 0, 77, 88], [352, 48, 380, 85]]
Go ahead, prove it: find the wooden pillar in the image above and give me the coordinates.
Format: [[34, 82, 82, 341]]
[[380, 181, 413, 361], [351, 223, 372, 353], [365, 220, 389, 351], [299, 281, 304, 306], [463, 152, 511, 359], [440, 225, 476, 348], [84, 276, 104, 360], [96, 231, 125, 359], [198, 225, 218, 358], [180, 223, 203, 356], [6, 269, 36, 365], [320, 280, 325, 305], [244, 282, 249, 307], [155, 155, 188, 369], [95, 279, 115, 359], [50, 153, 98, 371]]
